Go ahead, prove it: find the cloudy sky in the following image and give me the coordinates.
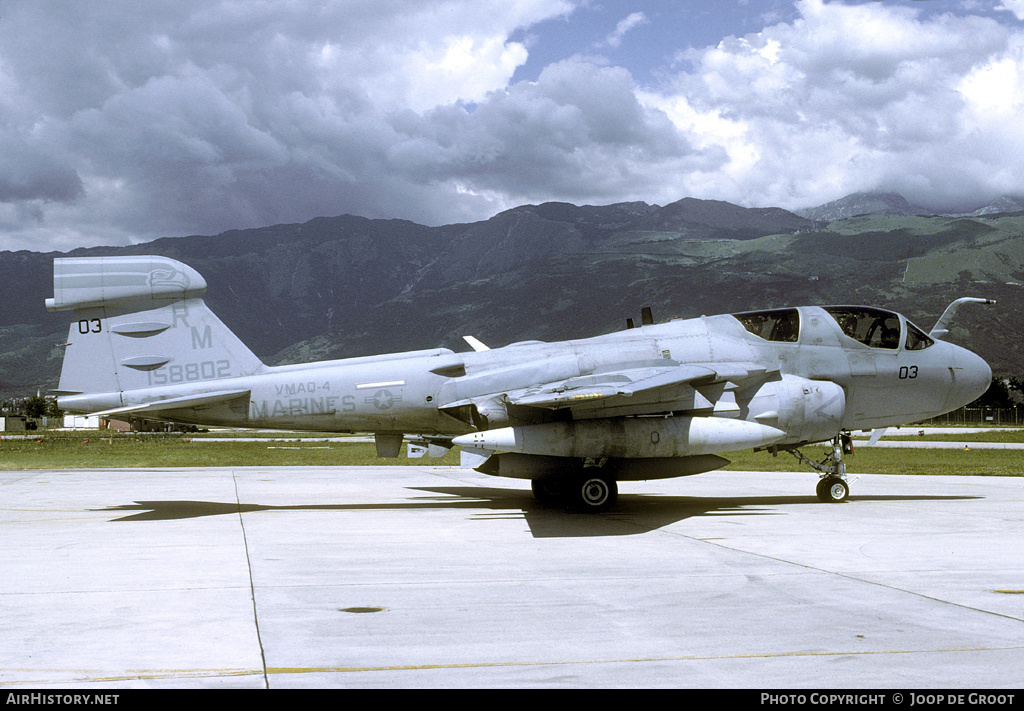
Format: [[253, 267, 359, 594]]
[[3, 0, 1024, 252]]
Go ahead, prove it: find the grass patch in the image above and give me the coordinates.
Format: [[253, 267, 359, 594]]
[[727, 446, 1024, 477], [2, 431, 1021, 476], [868, 430, 1024, 443], [0, 432, 461, 469]]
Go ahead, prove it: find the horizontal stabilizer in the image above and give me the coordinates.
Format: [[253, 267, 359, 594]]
[[46, 256, 208, 312], [48, 255, 265, 400]]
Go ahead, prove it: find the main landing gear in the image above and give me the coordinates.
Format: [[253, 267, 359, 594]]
[[532, 472, 618, 513], [787, 433, 852, 503]]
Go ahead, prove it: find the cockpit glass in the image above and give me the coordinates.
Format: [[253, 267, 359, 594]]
[[733, 308, 799, 342], [824, 307, 901, 349], [905, 322, 935, 351]]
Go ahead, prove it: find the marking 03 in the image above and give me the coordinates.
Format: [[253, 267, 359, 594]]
[[78, 318, 102, 334]]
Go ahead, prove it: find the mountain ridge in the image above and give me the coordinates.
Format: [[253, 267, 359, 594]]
[[1, 193, 1020, 398]]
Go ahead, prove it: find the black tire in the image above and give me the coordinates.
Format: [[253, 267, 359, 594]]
[[572, 475, 617, 512], [531, 478, 567, 506], [818, 477, 849, 503]]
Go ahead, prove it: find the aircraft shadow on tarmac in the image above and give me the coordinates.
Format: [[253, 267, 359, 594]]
[[93, 488, 982, 539]]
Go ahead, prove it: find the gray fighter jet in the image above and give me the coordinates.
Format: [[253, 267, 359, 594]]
[[47, 255, 993, 512]]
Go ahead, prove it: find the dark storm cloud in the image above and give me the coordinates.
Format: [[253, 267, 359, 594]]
[[1, 1, 1023, 251], [388, 58, 723, 202], [0, 139, 84, 203]]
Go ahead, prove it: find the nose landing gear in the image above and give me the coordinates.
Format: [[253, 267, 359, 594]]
[[788, 433, 852, 503], [815, 475, 849, 503]]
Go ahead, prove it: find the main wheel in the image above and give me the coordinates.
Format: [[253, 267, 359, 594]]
[[817, 476, 849, 503], [531, 478, 567, 506], [572, 475, 617, 512]]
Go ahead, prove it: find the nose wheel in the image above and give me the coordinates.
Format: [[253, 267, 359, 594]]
[[816, 476, 849, 503]]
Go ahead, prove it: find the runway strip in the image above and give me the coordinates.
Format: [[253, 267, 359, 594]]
[[1, 466, 1021, 688]]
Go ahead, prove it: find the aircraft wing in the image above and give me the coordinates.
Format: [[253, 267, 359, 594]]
[[503, 361, 771, 414]]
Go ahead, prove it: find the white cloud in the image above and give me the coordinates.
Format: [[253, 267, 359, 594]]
[[997, 0, 1024, 21], [958, 35, 1024, 116], [602, 11, 649, 48], [0, 0, 579, 249], [643, 0, 1024, 211], [2, 0, 1024, 252], [392, 57, 717, 205]]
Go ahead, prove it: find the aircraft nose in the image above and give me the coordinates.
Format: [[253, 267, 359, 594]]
[[946, 346, 992, 411]]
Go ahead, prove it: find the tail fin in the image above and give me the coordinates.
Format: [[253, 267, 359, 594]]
[[47, 256, 263, 412]]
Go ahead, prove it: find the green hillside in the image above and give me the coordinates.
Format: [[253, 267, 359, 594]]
[[1, 198, 1021, 399]]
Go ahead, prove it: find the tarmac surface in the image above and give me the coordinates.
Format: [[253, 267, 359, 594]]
[[1, 464, 1022, 689]]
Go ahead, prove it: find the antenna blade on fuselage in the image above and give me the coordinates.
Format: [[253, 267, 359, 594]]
[[463, 335, 490, 352]]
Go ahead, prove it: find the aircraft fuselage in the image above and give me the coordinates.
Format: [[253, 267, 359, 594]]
[[48, 255, 994, 508], [61, 305, 989, 443]]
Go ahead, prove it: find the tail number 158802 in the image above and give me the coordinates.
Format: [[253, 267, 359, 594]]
[[147, 360, 231, 385]]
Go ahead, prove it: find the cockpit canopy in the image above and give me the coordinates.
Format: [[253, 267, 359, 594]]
[[823, 306, 934, 351], [732, 308, 799, 342], [732, 306, 935, 351], [905, 321, 935, 351], [823, 307, 900, 349]]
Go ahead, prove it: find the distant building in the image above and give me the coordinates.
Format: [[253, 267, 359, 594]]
[[0, 416, 28, 432], [61, 414, 183, 432], [64, 415, 101, 429]]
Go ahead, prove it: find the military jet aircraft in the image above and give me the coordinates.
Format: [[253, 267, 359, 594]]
[[47, 255, 992, 512]]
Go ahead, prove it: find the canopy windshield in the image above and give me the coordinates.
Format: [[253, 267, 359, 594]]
[[824, 306, 901, 349], [732, 308, 799, 343]]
